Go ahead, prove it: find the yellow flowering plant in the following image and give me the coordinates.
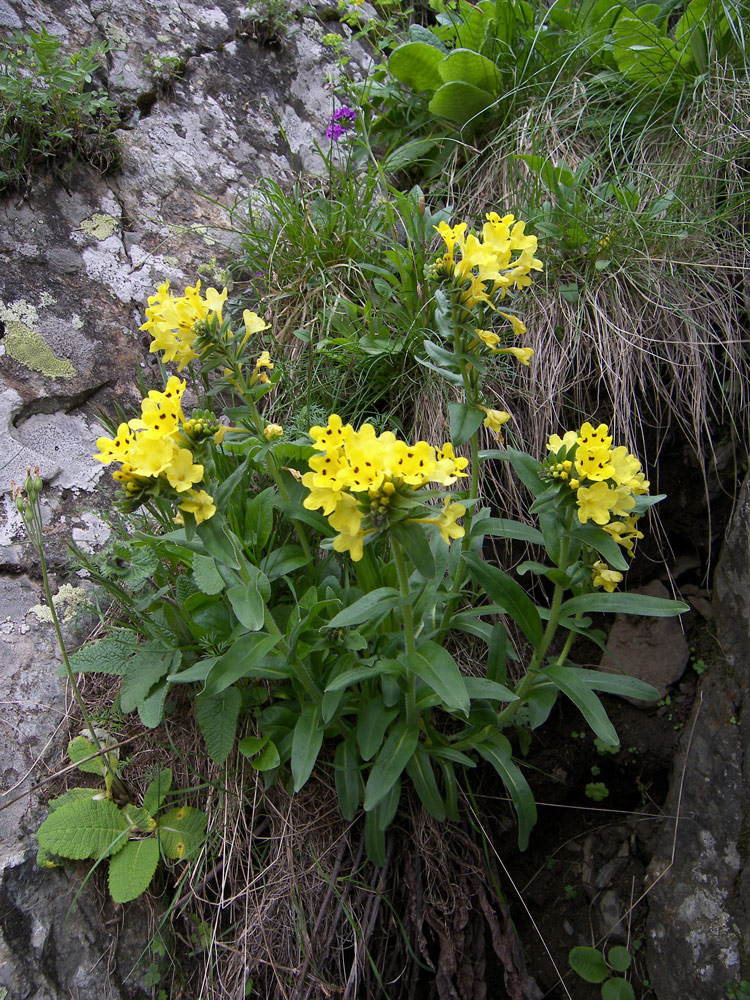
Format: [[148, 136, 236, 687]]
[[77, 221, 687, 864]]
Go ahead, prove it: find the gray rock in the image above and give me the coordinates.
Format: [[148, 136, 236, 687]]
[[644, 474, 750, 999], [599, 580, 689, 700]]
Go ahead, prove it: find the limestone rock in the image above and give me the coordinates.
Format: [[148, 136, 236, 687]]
[[599, 579, 689, 700], [644, 474, 750, 999]]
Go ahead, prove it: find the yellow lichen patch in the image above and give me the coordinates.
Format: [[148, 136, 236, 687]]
[[30, 583, 89, 623], [5, 321, 76, 378], [80, 213, 119, 240]]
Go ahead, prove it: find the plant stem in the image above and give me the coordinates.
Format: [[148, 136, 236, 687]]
[[391, 537, 418, 724]]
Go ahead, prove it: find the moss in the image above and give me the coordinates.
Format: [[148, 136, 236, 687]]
[[80, 213, 119, 240], [5, 321, 76, 378]]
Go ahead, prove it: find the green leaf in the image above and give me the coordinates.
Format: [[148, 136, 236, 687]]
[[526, 681, 558, 729], [192, 554, 225, 595], [544, 664, 618, 746], [476, 742, 537, 850], [463, 677, 518, 702], [487, 622, 508, 684], [607, 946, 632, 973], [473, 517, 544, 545], [227, 581, 265, 631], [291, 704, 324, 792], [37, 797, 130, 860], [559, 592, 689, 619], [391, 521, 434, 579], [448, 401, 485, 447], [601, 978, 635, 1000], [120, 546, 160, 587], [47, 787, 99, 814], [195, 687, 242, 764], [261, 545, 310, 582], [376, 779, 402, 831], [120, 646, 177, 714], [244, 487, 275, 549], [325, 660, 400, 694], [464, 553, 544, 647], [203, 633, 282, 696], [405, 745, 446, 821], [327, 588, 401, 628], [67, 734, 117, 777], [482, 447, 544, 495], [108, 837, 160, 903], [568, 667, 659, 702], [138, 679, 169, 729], [363, 720, 419, 811], [568, 523, 629, 572], [358, 701, 399, 761], [400, 642, 470, 716], [253, 741, 280, 771], [381, 139, 437, 173], [196, 517, 241, 570], [64, 629, 137, 677], [428, 80, 496, 125], [335, 734, 361, 821], [365, 809, 386, 865], [142, 769, 172, 817], [437, 48, 503, 91], [388, 41, 444, 92], [157, 806, 208, 860], [569, 946, 609, 983]]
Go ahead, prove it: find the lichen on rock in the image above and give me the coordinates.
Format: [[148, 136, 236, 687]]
[[4, 320, 76, 378]]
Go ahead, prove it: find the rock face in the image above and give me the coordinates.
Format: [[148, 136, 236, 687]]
[[0, 1, 370, 994], [645, 474, 750, 998]]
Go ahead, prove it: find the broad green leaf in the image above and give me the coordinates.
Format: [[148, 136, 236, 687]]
[[212, 455, 250, 508], [602, 979, 635, 1000], [428, 80, 497, 125], [108, 837, 160, 903], [195, 687, 242, 764], [227, 582, 265, 631], [448, 401, 485, 447], [291, 704, 324, 792], [121, 804, 156, 833], [325, 661, 400, 694], [138, 679, 169, 729], [37, 797, 130, 860], [569, 946, 609, 983], [157, 806, 208, 859], [607, 946, 633, 973], [463, 677, 518, 702], [568, 523, 629, 572], [64, 629, 137, 677], [120, 646, 177, 714], [196, 517, 241, 570], [143, 769, 172, 816], [245, 487, 274, 549], [363, 720, 419, 811], [120, 545, 160, 587], [335, 734, 361, 821], [238, 735, 268, 757], [388, 41, 444, 92], [472, 517, 544, 545], [559, 592, 689, 618], [482, 447, 544, 495], [476, 742, 537, 850], [192, 554, 225, 595], [526, 681, 558, 729], [327, 588, 401, 628], [253, 741, 280, 771], [47, 787, 99, 814], [437, 48, 503, 91], [464, 553, 544, 646], [391, 521, 434, 579], [405, 745, 446, 821], [568, 667, 659, 702], [261, 545, 310, 582], [203, 633, 282, 696], [544, 664, 618, 746], [381, 139, 437, 173], [400, 642, 470, 715], [376, 778, 402, 831], [67, 734, 117, 777], [358, 701, 399, 761], [365, 808, 386, 865]]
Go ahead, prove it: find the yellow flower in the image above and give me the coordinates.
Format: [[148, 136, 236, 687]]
[[250, 350, 274, 385], [576, 481, 617, 525], [496, 346, 534, 365], [434, 500, 466, 544], [480, 406, 511, 436], [546, 431, 578, 454], [94, 422, 135, 465], [473, 328, 501, 349], [178, 489, 216, 524], [164, 449, 204, 493], [204, 286, 228, 323], [591, 561, 623, 593], [577, 422, 612, 450], [609, 446, 642, 486], [301, 471, 340, 516], [264, 423, 284, 440], [498, 311, 527, 337], [575, 444, 616, 482], [128, 436, 179, 478]]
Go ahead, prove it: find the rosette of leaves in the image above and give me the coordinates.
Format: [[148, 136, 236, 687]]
[[37, 740, 207, 903]]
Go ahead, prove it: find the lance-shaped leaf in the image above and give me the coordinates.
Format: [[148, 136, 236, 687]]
[[544, 663, 619, 746], [559, 592, 689, 619], [363, 720, 419, 811], [291, 704, 324, 792], [399, 642, 470, 715], [476, 741, 537, 850], [464, 552, 544, 646], [405, 745, 446, 821]]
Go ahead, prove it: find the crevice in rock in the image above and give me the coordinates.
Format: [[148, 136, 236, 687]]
[[11, 382, 113, 426]]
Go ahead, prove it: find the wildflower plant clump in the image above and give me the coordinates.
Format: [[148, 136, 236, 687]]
[[74, 202, 687, 870]]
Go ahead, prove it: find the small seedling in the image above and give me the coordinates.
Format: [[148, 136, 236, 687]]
[[569, 944, 635, 1000]]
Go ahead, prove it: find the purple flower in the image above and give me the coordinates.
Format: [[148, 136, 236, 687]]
[[325, 105, 357, 140]]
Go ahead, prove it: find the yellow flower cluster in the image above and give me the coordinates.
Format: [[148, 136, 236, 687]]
[[140, 280, 228, 370], [302, 415, 469, 561], [93, 376, 216, 523], [140, 279, 270, 372], [435, 212, 543, 309], [546, 421, 650, 589]]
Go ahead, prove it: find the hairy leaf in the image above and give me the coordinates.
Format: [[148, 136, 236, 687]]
[[108, 837, 160, 903], [37, 797, 130, 860]]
